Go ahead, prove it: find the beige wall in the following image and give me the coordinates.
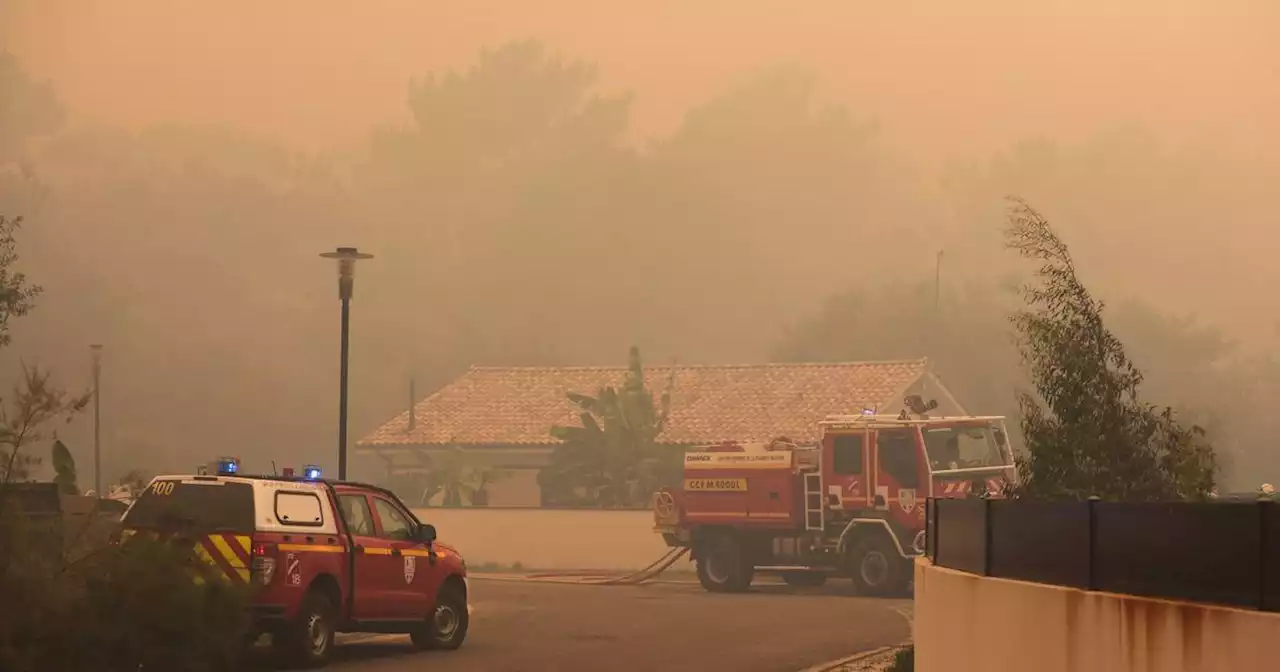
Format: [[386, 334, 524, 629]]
[[915, 559, 1280, 672], [411, 507, 673, 571], [484, 469, 543, 507]]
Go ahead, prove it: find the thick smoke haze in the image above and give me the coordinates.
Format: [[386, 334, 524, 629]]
[[7, 1, 1280, 156], [2, 1, 1278, 490]]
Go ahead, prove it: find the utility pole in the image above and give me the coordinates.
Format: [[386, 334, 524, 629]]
[[927, 250, 944, 405], [934, 249, 944, 313], [408, 377, 416, 432], [90, 344, 103, 497]]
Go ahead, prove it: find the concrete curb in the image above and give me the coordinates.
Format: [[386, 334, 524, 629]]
[[796, 602, 913, 672], [795, 641, 910, 672], [794, 645, 898, 672]]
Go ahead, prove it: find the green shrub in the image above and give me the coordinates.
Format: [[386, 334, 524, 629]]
[[0, 504, 251, 672], [887, 645, 914, 672]]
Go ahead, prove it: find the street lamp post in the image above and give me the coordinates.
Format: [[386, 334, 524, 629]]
[[90, 344, 103, 497], [320, 247, 374, 480]]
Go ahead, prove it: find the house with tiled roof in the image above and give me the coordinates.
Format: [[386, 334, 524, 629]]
[[356, 358, 966, 506]]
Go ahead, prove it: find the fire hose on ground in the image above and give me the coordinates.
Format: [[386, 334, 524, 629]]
[[519, 547, 691, 585]]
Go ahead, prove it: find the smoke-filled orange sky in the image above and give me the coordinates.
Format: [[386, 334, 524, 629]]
[[5, 0, 1280, 487], [6, 0, 1278, 159]]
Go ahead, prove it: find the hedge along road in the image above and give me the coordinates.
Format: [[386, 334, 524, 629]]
[[306, 577, 912, 672]]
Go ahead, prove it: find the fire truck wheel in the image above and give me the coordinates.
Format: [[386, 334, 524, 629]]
[[847, 535, 906, 596], [781, 571, 827, 587], [411, 584, 469, 650], [278, 589, 336, 668], [696, 534, 754, 593]]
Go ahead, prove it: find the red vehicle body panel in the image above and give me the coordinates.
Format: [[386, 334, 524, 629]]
[[679, 451, 799, 529], [250, 531, 348, 620]]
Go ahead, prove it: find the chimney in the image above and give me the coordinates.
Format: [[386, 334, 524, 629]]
[[407, 377, 416, 432]]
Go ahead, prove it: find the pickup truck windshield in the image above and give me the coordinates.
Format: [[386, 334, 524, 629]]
[[122, 480, 255, 533]]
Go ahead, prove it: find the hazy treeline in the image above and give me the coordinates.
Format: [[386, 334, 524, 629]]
[[1, 42, 1277, 489]]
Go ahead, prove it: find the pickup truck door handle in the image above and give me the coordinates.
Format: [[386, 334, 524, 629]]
[[305, 536, 315, 543], [354, 544, 365, 552], [391, 548, 402, 557]]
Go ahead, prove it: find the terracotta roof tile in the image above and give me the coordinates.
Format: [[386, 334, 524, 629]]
[[357, 359, 930, 448]]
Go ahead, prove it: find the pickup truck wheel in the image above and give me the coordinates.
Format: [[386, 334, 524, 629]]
[[411, 584, 469, 650], [847, 535, 907, 597], [696, 535, 754, 593], [279, 589, 336, 669], [781, 571, 827, 587]]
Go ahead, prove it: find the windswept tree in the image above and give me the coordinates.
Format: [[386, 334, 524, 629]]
[[0, 215, 40, 348], [1004, 198, 1216, 500], [540, 347, 679, 508], [0, 366, 90, 485], [0, 213, 88, 485]]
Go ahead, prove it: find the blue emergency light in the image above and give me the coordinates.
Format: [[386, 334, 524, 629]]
[[302, 465, 322, 480], [216, 457, 240, 475]]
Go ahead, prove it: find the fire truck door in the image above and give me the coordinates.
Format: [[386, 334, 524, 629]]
[[872, 428, 926, 530], [826, 431, 869, 508], [337, 493, 396, 620], [370, 495, 433, 620]]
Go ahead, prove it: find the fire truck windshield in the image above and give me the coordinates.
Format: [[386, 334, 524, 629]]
[[922, 425, 1007, 470]]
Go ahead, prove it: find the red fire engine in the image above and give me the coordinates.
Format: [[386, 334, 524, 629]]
[[652, 405, 1015, 595]]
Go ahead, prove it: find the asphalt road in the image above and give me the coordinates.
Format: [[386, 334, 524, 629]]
[[258, 577, 912, 672]]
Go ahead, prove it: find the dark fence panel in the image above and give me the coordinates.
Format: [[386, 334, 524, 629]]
[[934, 498, 987, 575], [989, 500, 1090, 588], [927, 497, 1280, 612], [925, 498, 938, 562], [1264, 503, 1280, 611], [1, 482, 61, 513], [1094, 502, 1261, 608]]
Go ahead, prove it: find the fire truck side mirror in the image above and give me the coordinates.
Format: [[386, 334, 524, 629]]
[[874, 494, 886, 508], [416, 524, 437, 543]]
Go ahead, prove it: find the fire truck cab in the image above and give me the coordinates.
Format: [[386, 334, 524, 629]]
[[653, 409, 1015, 595]]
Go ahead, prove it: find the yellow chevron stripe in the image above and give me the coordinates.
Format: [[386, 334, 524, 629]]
[[209, 535, 246, 569], [192, 544, 231, 583], [234, 535, 253, 581]]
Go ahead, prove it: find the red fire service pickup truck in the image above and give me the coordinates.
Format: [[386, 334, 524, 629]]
[[118, 460, 469, 668], [653, 406, 1015, 595]]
